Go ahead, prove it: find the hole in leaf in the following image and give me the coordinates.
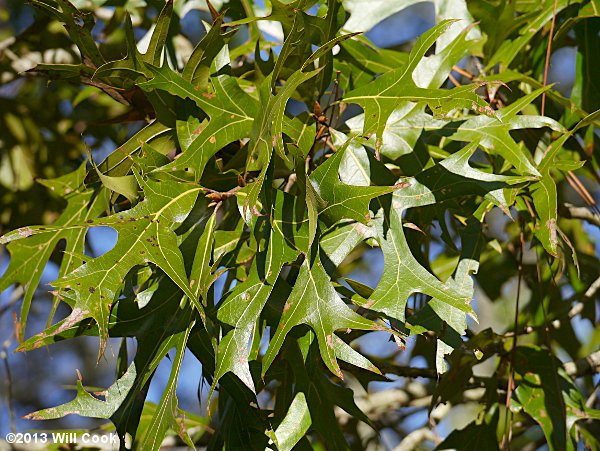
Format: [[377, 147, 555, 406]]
[[338, 247, 384, 294], [86, 226, 117, 258]]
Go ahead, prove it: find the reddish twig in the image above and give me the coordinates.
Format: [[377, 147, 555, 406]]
[[541, 0, 559, 115], [502, 227, 525, 450]]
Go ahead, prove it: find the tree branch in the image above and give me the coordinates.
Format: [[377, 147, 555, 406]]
[[564, 350, 600, 378], [368, 350, 600, 381], [559, 203, 600, 227]]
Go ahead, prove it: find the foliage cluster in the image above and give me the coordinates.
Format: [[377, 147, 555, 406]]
[[1, 0, 599, 449]]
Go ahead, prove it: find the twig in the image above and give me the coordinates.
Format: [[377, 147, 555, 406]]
[[283, 173, 296, 193], [585, 383, 599, 409], [565, 172, 598, 214], [202, 186, 241, 203], [452, 65, 474, 80], [1, 342, 16, 434], [564, 350, 600, 378], [559, 203, 600, 227], [541, 0, 559, 115], [367, 361, 437, 379], [364, 350, 600, 381], [503, 228, 525, 450], [538, 251, 569, 439], [504, 274, 599, 335], [393, 428, 438, 451], [448, 73, 461, 87]]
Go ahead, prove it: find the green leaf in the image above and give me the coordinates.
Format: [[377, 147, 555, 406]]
[[309, 139, 396, 225], [90, 154, 139, 204], [27, 0, 104, 67], [436, 418, 500, 450], [343, 20, 489, 146], [182, 15, 235, 90], [512, 346, 598, 451], [365, 142, 530, 321], [270, 392, 311, 451], [5, 177, 205, 358], [139, 68, 257, 180], [570, 19, 600, 117], [529, 112, 597, 256], [142, 0, 174, 66], [263, 257, 378, 379], [343, 0, 480, 51], [24, 362, 136, 420], [189, 208, 217, 303], [346, 23, 478, 160], [213, 190, 306, 392], [282, 333, 374, 449], [244, 68, 320, 216], [98, 121, 172, 177], [408, 219, 484, 373], [135, 402, 210, 449], [486, 0, 575, 69], [0, 164, 107, 336], [138, 322, 195, 451]]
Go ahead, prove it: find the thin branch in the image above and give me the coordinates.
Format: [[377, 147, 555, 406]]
[[564, 350, 600, 378], [393, 428, 438, 451], [367, 350, 600, 381], [504, 228, 525, 449], [369, 361, 437, 379], [1, 342, 16, 434], [541, 0, 559, 115], [448, 73, 461, 87], [559, 203, 600, 227], [452, 65, 474, 80]]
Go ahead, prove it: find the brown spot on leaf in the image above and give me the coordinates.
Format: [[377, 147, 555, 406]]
[[547, 218, 557, 250], [18, 227, 33, 238], [55, 308, 90, 335], [393, 181, 410, 190], [364, 299, 375, 309], [209, 136, 216, 144], [23, 412, 46, 420]]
